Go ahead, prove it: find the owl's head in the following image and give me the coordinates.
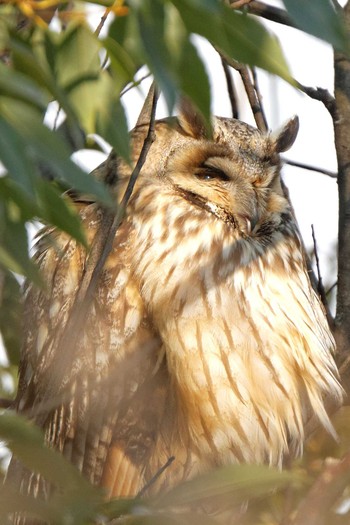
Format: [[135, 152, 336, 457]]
[[130, 99, 299, 236]]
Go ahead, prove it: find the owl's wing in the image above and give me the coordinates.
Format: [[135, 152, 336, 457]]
[[10, 203, 169, 501]]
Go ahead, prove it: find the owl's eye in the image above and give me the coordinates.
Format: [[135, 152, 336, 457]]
[[195, 166, 230, 182]]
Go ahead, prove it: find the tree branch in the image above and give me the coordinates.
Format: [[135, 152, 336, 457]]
[[216, 50, 267, 132], [283, 158, 337, 178], [311, 225, 334, 329], [333, 2, 350, 389], [221, 58, 239, 119], [293, 454, 350, 525], [35, 87, 159, 411], [296, 83, 337, 119], [231, 0, 296, 28]]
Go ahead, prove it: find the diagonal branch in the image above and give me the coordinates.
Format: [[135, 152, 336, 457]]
[[283, 159, 337, 178], [293, 453, 350, 525], [37, 87, 159, 410]]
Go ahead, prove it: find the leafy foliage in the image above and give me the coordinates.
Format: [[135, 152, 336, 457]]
[[0, 0, 349, 524]]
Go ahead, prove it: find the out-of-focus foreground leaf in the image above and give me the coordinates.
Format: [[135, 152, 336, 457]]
[[283, 0, 347, 52], [0, 412, 103, 524], [0, 272, 22, 367], [154, 463, 304, 509]]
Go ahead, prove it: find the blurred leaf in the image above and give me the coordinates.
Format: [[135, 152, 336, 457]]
[[96, 96, 130, 162], [0, 412, 98, 494], [10, 31, 84, 149], [155, 464, 303, 508], [0, 63, 49, 110], [36, 180, 87, 247], [0, 201, 41, 283], [283, 0, 347, 51], [1, 412, 104, 524], [0, 271, 22, 366], [171, 0, 293, 83], [0, 485, 58, 523], [0, 177, 40, 221], [0, 116, 38, 196], [133, 0, 177, 110], [1, 100, 113, 206]]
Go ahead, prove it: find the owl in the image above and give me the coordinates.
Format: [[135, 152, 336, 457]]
[[8, 99, 343, 523]]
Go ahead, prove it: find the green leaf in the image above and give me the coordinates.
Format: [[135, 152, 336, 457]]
[[1, 412, 103, 524], [0, 271, 22, 366], [155, 464, 303, 508], [1, 100, 113, 206], [96, 97, 130, 162], [283, 0, 346, 51], [134, 0, 177, 110], [36, 180, 87, 247], [170, 0, 293, 83], [0, 63, 49, 110], [0, 116, 38, 196], [0, 177, 40, 221], [10, 32, 84, 149], [0, 412, 97, 494], [0, 201, 41, 283]]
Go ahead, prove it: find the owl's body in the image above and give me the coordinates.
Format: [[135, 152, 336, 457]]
[[10, 109, 342, 517]]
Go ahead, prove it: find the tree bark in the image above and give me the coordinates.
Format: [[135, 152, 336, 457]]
[[334, 1, 350, 393]]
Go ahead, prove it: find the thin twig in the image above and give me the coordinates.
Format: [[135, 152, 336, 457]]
[[94, 7, 110, 37], [36, 88, 159, 409], [326, 281, 337, 296], [283, 159, 337, 178], [221, 58, 239, 119], [311, 224, 334, 329], [120, 73, 152, 98], [137, 456, 175, 498]]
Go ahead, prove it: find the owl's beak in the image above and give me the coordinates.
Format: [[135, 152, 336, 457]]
[[250, 212, 259, 233], [237, 212, 259, 235]]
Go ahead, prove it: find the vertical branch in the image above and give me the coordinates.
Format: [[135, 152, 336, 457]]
[[251, 67, 268, 130], [311, 225, 334, 329], [215, 50, 268, 132], [221, 58, 239, 119], [334, 1, 350, 386]]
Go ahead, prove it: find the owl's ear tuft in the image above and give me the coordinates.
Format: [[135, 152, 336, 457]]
[[178, 98, 209, 139], [271, 115, 299, 153]]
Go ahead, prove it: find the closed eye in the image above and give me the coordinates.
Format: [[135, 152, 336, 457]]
[[194, 165, 230, 182]]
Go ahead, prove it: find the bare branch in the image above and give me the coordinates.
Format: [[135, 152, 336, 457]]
[[94, 7, 111, 37], [293, 454, 350, 525], [251, 67, 268, 130], [296, 83, 337, 119], [232, 1, 296, 28], [311, 225, 334, 329], [221, 59, 239, 119], [36, 87, 159, 412], [120, 72, 152, 98], [217, 51, 267, 132], [283, 159, 337, 179]]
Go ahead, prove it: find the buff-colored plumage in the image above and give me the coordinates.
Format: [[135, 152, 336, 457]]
[[9, 102, 343, 522]]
